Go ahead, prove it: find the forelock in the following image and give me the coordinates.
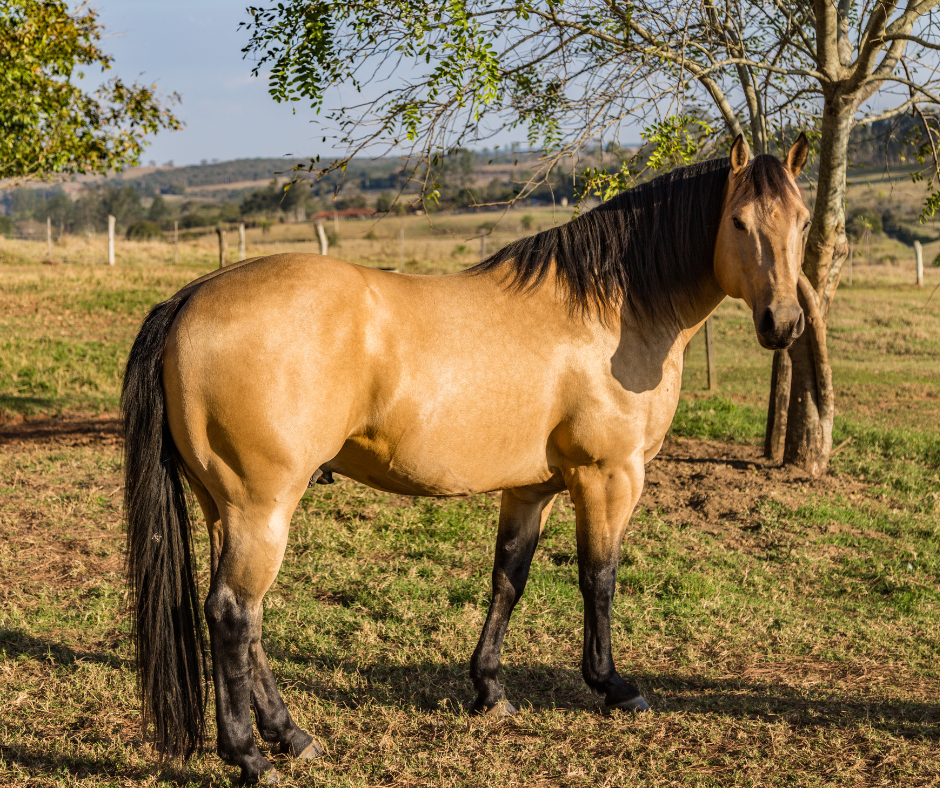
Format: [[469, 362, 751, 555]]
[[729, 154, 801, 214]]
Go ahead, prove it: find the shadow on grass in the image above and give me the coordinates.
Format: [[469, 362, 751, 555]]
[[0, 627, 127, 669], [0, 394, 56, 418], [274, 653, 940, 740], [0, 742, 150, 784], [0, 414, 120, 445], [0, 631, 227, 786], [647, 671, 940, 739], [0, 741, 226, 788]]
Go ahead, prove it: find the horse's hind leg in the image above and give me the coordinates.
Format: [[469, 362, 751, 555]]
[[203, 498, 318, 784], [470, 487, 556, 715], [249, 620, 322, 759], [190, 478, 321, 774]]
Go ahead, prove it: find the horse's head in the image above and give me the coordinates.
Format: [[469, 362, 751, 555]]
[[714, 134, 810, 350]]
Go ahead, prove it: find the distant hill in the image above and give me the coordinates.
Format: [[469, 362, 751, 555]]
[[119, 158, 312, 193]]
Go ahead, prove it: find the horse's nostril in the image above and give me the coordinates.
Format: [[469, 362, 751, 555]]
[[791, 311, 805, 339], [757, 307, 775, 337]]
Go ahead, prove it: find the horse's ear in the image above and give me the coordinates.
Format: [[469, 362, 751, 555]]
[[730, 134, 749, 175], [786, 132, 809, 177]]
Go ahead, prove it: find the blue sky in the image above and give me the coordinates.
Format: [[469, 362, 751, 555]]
[[93, 0, 337, 165]]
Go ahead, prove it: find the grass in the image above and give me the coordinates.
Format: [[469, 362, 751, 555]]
[[1, 236, 939, 785], [1, 435, 938, 786]]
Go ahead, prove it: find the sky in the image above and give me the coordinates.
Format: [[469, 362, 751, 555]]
[[92, 0, 341, 166]]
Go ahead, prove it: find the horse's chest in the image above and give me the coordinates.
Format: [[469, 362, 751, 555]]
[[558, 361, 684, 466]]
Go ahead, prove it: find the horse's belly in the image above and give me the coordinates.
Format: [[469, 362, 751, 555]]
[[325, 429, 558, 497]]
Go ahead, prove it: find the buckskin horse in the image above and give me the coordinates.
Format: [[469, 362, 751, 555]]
[[123, 135, 810, 783]]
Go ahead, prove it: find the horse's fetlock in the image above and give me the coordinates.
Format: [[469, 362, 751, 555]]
[[582, 664, 614, 693]]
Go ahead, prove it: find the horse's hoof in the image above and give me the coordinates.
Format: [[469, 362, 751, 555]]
[[239, 765, 278, 786], [482, 699, 517, 717], [297, 740, 324, 760], [606, 694, 650, 713]]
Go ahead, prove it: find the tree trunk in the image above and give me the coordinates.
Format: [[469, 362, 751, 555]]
[[783, 277, 834, 475], [764, 90, 853, 476]]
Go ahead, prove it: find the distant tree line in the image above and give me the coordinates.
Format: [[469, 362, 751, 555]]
[[848, 114, 940, 170], [0, 146, 582, 239]]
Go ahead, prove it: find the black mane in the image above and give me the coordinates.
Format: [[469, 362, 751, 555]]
[[472, 156, 739, 323]]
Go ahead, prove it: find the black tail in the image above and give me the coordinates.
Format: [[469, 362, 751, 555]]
[[122, 293, 207, 758]]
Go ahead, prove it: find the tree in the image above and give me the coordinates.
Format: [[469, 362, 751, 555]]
[[243, 0, 940, 475], [0, 0, 181, 182], [146, 194, 173, 227], [72, 184, 143, 232]]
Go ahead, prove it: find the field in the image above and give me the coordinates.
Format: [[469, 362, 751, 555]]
[[1, 220, 939, 786], [0, 208, 573, 276]]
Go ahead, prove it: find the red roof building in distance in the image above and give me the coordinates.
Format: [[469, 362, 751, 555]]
[[310, 208, 377, 220]]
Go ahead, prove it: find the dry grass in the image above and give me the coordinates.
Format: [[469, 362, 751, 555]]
[[0, 207, 573, 274], [1, 423, 938, 787]]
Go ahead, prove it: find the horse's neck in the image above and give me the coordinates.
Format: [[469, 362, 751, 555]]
[[677, 271, 727, 348], [624, 269, 726, 354]]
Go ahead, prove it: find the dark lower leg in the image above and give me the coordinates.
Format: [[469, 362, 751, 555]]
[[469, 490, 552, 713], [205, 586, 274, 784], [579, 557, 648, 711], [249, 635, 321, 758]]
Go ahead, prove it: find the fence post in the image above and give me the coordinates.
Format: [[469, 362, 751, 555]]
[[480, 234, 487, 262], [915, 240, 924, 287], [108, 215, 115, 265], [46, 217, 52, 258], [705, 316, 717, 390], [238, 223, 246, 261], [216, 226, 227, 269], [315, 220, 328, 256], [174, 220, 179, 263]]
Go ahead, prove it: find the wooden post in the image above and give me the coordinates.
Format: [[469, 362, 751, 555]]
[[399, 222, 404, 273], [46, 217, 52, 258], [315, 220, 328, 256], [174, 220, 179, 263], [915, 240, 924, 287], [107, 215, 115, 265], [238, 223, 246, 261], [216, 226, 227, 268], [480, 234, 487, 261], [705, 316, 717, 390]]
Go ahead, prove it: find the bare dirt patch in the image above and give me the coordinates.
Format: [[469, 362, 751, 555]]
[[640, 436, 867, 532]]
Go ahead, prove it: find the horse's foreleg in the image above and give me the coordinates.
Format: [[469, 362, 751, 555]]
[[568, 464, 650, 713], [470, 488, 556, 715]]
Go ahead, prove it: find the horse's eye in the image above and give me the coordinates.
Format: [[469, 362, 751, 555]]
[[803, 221, 811, 232], [732, 217, 746, 231]]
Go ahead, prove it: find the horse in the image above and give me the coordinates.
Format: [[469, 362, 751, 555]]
[[122, 134, 810, 783]]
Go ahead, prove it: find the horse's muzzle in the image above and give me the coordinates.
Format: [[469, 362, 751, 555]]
[[756, 304, 804, 350]]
